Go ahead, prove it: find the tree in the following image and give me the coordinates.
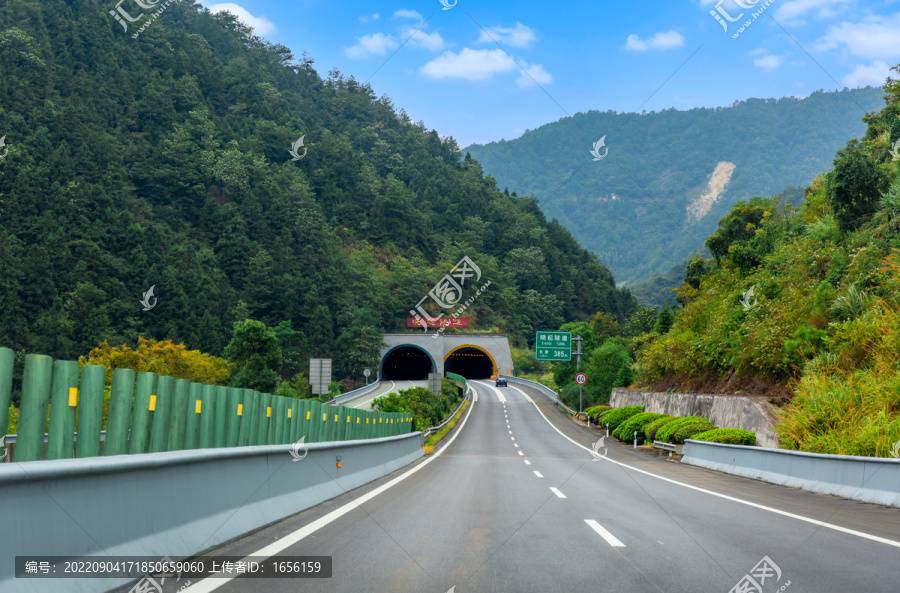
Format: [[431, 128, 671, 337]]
[[652, 306, 674, 334], [224, 320, 282, 392], [623, 307, 658, 337], [584, 342, 632, 403], [79, 338, 233, 385], [334, 315, 385, 380], [590, 312, 620, 345], [828, 140, 888, 232]]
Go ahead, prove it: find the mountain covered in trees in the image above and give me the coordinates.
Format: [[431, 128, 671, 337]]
[[0, 0, 637, 384], [464, 88, 885, 288]]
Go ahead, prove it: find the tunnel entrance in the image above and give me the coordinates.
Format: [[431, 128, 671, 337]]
[[381, 346, 434, 380], [444, 347, 495, 380]]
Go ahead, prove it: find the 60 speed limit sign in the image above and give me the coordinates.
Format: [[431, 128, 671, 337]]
[[575, 373, 587, 385]]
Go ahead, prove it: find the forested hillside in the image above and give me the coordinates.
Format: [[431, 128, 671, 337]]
[[0, 0, 636, 383], [465, 88, 884, 287], [629, 73, 900, 456]]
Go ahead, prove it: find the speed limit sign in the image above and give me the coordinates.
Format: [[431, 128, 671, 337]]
[[575, 373, 587, 385]]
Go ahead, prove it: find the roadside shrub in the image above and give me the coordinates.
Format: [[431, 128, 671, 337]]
[[612, 412, 667, 442], [596, 406, 643, 432], [643, 415, 677, 441], [585, 405, 611, 420], [692, 428, 757, 445], [671, 421, 715, 444], [656, 416, 710, 443]]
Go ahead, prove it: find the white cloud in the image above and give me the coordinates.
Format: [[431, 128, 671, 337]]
[[205, 3, 275, 35], [400, 26, 447, 51], [359, 13, 379, 22], [624, 30, 684, 51], [816, 14, 900, 60], [753, 54, 784, 69], [842, 60, 891, 87], [421, 49, 516, 81], [345, 33, 399, 59], [394, 9, 424, 22], [420, 48, 551, 88], [774, 0, 854, 24], [477, 22, 537, 48]]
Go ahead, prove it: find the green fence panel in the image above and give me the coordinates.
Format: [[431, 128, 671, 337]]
[[148, 375, 174, 454], [287, 398, 297, 443], [212, 385, 227, 448], [16, 355, 53, 462], [105, 368, 136, 457], [225, 387, 244, 447], [258, 392, 273, 446], [184, 383, 203, 450], [46, 360, 80, 460], [245, 391, 260, 446], [166, 379, 190, 452], [303, 400, 317, 443], [128, 372, 158, 455], [236, 388, 253, 447], [199, 384, 216, 449], [75, 365, 105, 458], [272, 396, 285, 444], [313, 402, 327, 442], [281, 397, 293, 444], [0, 348, 14, 438]]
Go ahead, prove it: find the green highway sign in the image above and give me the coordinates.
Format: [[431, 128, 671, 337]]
[[535, 331, 572, 361]]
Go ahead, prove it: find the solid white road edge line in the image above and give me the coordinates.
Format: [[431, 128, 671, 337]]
[[585, 519, 625, 547], [186, 384, 480, 592], [352, 380, 396, 408], [507, 384, 900, 550]]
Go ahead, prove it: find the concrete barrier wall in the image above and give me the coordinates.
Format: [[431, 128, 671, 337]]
[[682, 440, 900, 508], [610, 388, 780, 448], [0, 433, 424, 593]]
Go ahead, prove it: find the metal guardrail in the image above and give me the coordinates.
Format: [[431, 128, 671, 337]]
[[423, 387, 471, 438], [499, 375, 576, 415], [329, 379, 381, 406]]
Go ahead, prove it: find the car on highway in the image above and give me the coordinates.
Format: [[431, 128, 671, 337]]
[[495, 378, 507, 387]]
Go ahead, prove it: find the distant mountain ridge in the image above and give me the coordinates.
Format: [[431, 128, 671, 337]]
[[464, 87, 885, 287]]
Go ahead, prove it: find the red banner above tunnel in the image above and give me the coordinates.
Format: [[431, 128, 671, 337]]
[[406, 317, 468, 328]]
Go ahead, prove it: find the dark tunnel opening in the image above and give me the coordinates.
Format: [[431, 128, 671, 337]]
[[381, 347, 433, 380], [444, 348, 494, 380]]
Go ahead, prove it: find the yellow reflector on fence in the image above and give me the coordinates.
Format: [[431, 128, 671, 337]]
[[288, 409, 292, 418], [357, 417, 360, 423], [68, 387, 78, 407], [334, 414, 338, 422], [267, 407, 272, 418], [306, 411, 311, 420], [195, 400, 202, 413], [347, 416, 350, 423], [238, 404, 243, 416], [366, 418, 369, 424], [322, 413, 327, 421], [149, 395, 157, 411]]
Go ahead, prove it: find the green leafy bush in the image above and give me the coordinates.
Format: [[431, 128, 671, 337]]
[[585, 405, 611, 420], [691, 428, 757, 445], [612, 412, 667, 442], [642, 415, 677, 441], [656, 416, 711, 443], [596, 406, 643, 432], [671, 421, 715, 444]]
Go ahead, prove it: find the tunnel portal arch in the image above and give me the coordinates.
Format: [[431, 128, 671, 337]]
[[380, 344, 436, 380]]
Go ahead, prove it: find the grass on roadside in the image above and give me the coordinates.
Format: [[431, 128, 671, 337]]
[[423, 400, 470, 454]]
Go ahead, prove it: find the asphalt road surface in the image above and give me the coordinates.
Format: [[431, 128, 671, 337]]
[[340, 380, 428, 410], [172, 380, 900, 593]]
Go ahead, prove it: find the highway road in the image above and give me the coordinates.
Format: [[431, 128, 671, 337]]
[[339, 380, 428, 410], [161, 380, 900, 593]]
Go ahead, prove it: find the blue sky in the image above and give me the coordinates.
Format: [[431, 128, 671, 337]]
[[198, 0, 900, 147]]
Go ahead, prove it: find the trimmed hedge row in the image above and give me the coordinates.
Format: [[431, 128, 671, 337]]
[[655, 416, 713, 444], [612, 412, 667, 442], [585, 405, 611, 420], [597, 406, 643, 431], [589, 407, 758, 447], [691, 428, 757, 445]]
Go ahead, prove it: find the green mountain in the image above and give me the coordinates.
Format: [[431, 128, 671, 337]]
[[634, 72, 900, 455], [464, 88, 885, 287], [0, 0, 636, 380]]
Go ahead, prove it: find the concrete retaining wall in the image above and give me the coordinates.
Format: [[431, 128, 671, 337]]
[[682, 440, 900, 508], [610, 388, 780, 448], [0, 433, 424, 593]]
